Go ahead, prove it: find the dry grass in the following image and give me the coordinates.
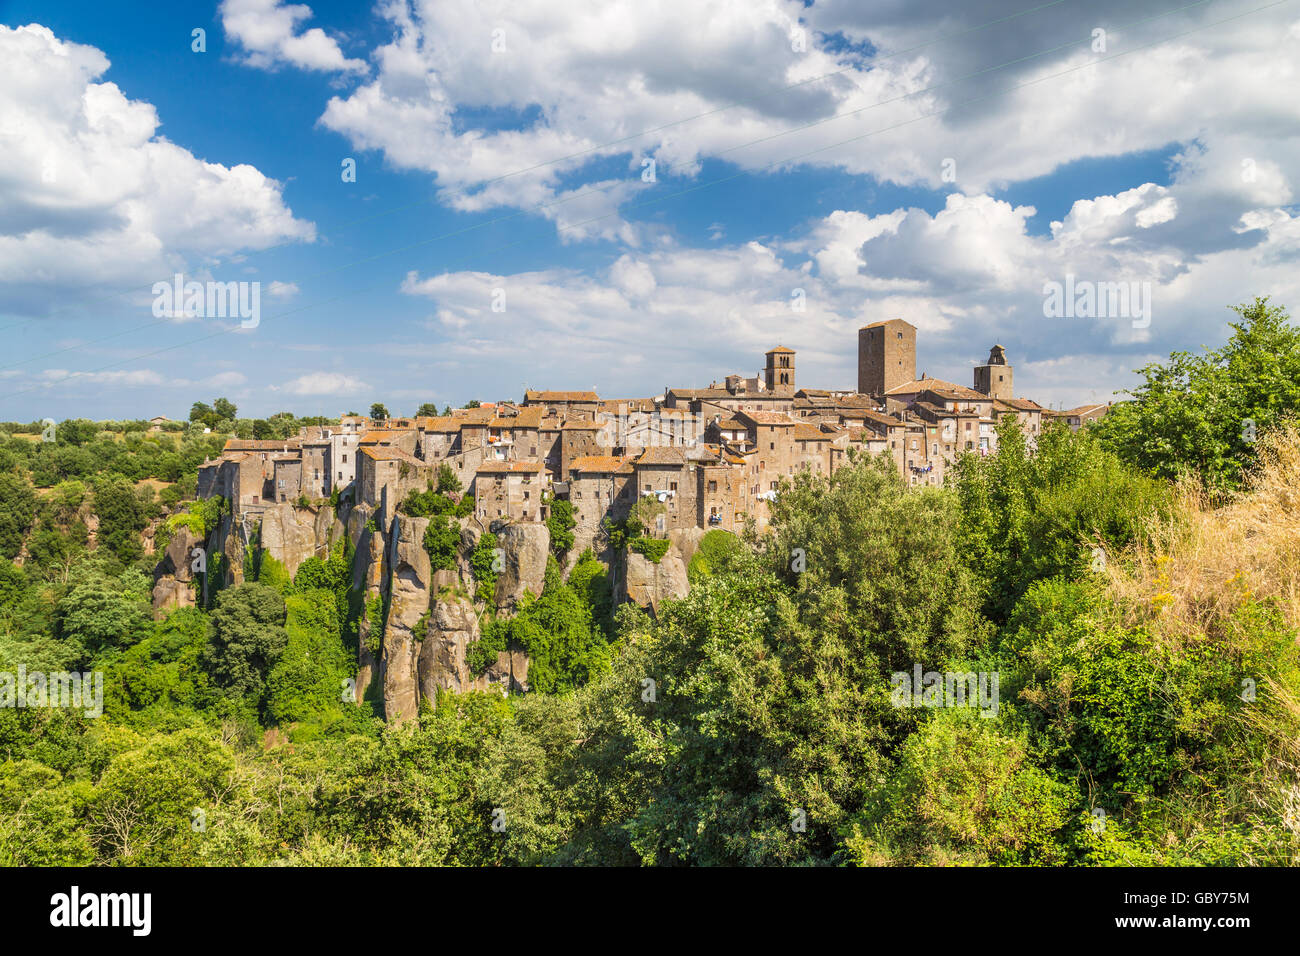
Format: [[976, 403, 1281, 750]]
[[1102, 426, 1300, 863], [1105, 425, 1300, 643]]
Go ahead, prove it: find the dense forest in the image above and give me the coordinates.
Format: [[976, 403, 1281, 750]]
[[2, 297, 1298, 866]]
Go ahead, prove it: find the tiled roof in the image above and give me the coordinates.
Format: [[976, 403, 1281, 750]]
[[993, 398, 1045, 412], [766, 345, 795, 354], [417, 417, 461, 433], [476, 460, 547, 475], [925, 384, 991, 401], [570, 455, 633, 474], [360, 428, 416, 445], [860, 318, 916, 330], [636, 446, 687, 466], [840, 408, 899, 428], [1062, 403, 1109, 417], [600, 398, 657, 413], [525, 390, 599, 402], [222, 438, 301, 451], [792, 423, 831, 441], [667, 388, 734, 400], [736, 411, 798, 426], [883, 377, 965, 396], [359, 446, 423, 465]]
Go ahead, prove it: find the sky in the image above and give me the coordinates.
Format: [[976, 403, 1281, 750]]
[[0, 0, 1297, 421]]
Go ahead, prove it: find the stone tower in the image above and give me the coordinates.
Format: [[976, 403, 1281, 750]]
[[974, 344, 1013, 400], [858, 319, 917, 397], [764, 346, 795, 393]]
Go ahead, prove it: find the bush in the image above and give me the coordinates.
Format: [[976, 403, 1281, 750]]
[[687, 529, 744, 582], [423, 515, 459, 571], [629, 537, 670, 564], [546, 498, 576, 557]]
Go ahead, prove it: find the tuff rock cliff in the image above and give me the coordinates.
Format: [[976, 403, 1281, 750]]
[[153, 498, 693, 724]]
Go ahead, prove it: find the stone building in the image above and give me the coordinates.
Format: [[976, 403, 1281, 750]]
[[474, 460, 548, 523], [764, 346, 796, 394], [974, 344, 1014, 400], [632, 447, 697, 536], [192, 335, 1091, 541], [859, 318, 917, 396], [568, 455, 636, 554]]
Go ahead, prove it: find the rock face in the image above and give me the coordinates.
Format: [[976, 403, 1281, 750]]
[[495, 522, 550, 609], [668, 527, 707, 570], [417, 597, 479, 696], [350, 505, 385, 706], [151, 493, 543, 723], [150, 526, 200, 617], [256, 503, 345, 576], [619, 544, 690, 613], [418, 597, 530, 697], [380, 515, 431, 724]]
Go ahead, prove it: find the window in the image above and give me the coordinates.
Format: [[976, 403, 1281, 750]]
[[669, 481, 677, 491], [342, 454, 348, 463], [708, 480, 717, 492], [769, 442, 775, 450]]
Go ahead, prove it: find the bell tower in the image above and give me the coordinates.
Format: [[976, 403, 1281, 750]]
[[764, 346, 795, 393], [974, 344, 1013, 400]]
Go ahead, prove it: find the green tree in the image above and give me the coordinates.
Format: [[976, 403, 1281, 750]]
[[436, 464, 460, 494], [1094, 297, 1300, 492], [0, 472, 37, 560], [423, 515, 459, 571], [954, 417, 1171, 623], [202, 583, 289, 702], [92, 476, 145, 565], [56, 572, 152, 660], [546, 498, 576, 558], [369, 403, 390, 421]]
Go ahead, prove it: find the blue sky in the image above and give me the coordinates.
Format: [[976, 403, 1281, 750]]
[[1, 0, 1297, 421]]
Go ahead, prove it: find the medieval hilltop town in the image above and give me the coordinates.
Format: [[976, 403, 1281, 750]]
[[197, 319, 1107, 547], [162, 321, 1107, 719]]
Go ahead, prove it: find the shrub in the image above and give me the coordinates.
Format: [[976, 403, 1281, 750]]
[[629, 537, 670, 564]]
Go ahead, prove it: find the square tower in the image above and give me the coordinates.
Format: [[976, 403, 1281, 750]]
[[764, 346, 795, 394], [858, 319, 916, 397], [974, 344, 1013, 400]]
